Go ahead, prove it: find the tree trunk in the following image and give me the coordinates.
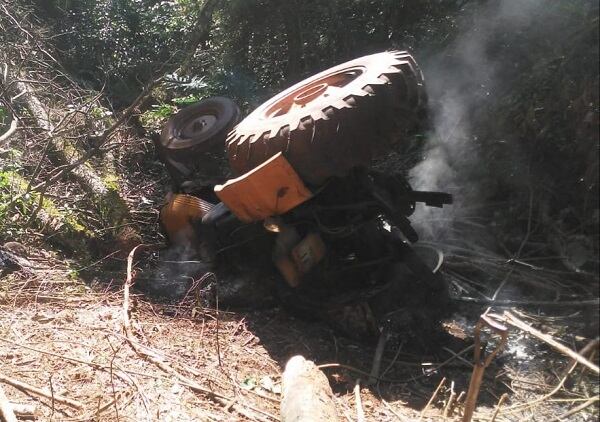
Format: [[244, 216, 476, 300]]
[[13, 78, 111, 196]]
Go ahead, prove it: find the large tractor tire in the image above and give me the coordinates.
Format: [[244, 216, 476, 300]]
[[226, 51, 427, 185]]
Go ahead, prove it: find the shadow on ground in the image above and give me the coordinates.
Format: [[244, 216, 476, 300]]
[[91, 246, 514, 413]]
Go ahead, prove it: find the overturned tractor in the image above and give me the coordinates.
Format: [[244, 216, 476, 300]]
[[154, 51, 453, 341]]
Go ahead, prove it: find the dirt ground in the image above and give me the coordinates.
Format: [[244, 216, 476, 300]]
[[1, 243, 598, 422]]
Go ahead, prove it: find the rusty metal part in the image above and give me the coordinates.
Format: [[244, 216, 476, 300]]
[[273, 223, 302, 287], [214, 152, 312, 223], [273, 225, 327, 288], [291, 232, 326, 274], [160, 194, 214, 246], [462, 314, 509, 422]]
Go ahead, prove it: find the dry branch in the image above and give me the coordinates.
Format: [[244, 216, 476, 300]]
[[489, 393, 508, 422], [0, 372, 83, 410], [456, 296, 599, 308], [547, 396, 599, 422], [500, 337, 600, 414], [0, 4, 160, 242], [0, 115, 17, 148], [354, 379, 365, 422], [368, 329, 389, 385], [501, 312, 599, 374], [419, 377, 445, 420]]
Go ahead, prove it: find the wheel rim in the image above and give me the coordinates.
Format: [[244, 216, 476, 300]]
[[179, 114, 218, 140], [263, 67, 365, 119], [412, 245, 444, 274]]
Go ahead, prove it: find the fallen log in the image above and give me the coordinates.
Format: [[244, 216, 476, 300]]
[[281, 355, 339, 422], [12, 77, 112, 197], [1, 171, 92, 253], [1, 68, 161, 254], [3, 69, 144, 232]]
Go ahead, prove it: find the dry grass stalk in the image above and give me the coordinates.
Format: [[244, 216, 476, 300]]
[[354, 379, 365, 422], [500, 337, 600, 415], [419, 377, 446, 420], [547, 395, 599, 422]]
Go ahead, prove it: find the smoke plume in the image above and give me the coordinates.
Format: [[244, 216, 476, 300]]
[[409, 0, 547, 239]]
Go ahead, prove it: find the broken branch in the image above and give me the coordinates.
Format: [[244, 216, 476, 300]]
[[502, 312, 599, 374], [0, 372, 83, 410], [419, 377, 446, 420], [547, 396, 599, 422], [354, 379, 365, 422], [0, 115, 17, 148]]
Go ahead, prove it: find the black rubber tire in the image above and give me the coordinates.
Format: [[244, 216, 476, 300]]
[[226, 51, 427, 185], [159, 97, 240, 162]]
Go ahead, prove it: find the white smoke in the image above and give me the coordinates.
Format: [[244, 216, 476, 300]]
[[410, 0, 547, 239]]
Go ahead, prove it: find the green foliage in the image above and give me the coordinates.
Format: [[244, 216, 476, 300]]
[[67, 268, 80, 280], [90, 106, 112, 120], [40, 0, 462, 107], [0, 161, 90, 242], [45, 0, 208, 103], [172, 94, 201, 106], [0, 169, 34, 239], [96, 188, 130, 227], [0, 105, 7, 124], [140, 103, 178, 130], [0, 105, 9, 137]]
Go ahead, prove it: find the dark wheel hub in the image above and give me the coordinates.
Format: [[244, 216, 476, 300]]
[[181, 114, 217, 139]]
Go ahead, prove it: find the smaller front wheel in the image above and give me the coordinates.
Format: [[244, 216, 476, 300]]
[[159, 97, 240, 159], [156, 97, 240, 188]]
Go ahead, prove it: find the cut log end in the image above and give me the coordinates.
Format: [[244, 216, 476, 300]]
[[281, 355, 340, 422]]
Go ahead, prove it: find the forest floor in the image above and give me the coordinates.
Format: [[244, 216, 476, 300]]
[[0, 243, 598, 421]]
